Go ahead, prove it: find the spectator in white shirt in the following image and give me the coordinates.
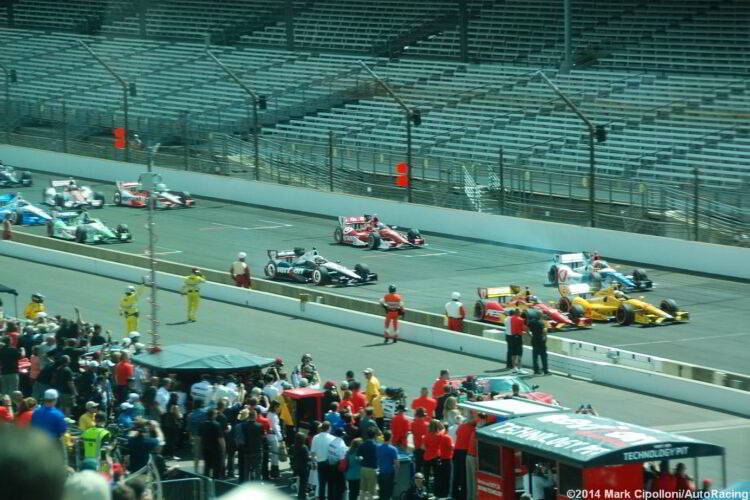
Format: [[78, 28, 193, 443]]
[[310, 421, 335, 500], [155, 378, 172, 413], [191, 374, 212, 406], [523, 464, 554, 500], [327, 427, 349, 499]]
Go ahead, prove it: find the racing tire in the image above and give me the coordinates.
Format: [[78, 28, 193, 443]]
[[22, 172, 32, 186], [660, 299, 678, 316], [569, 304, 585, 322], [46, 221, 54, 237], [407, 228, 421, 243], [557, 296, 572, 313], [548, 265, 558, 284], [75, 227, 88, 244], [616, 304, 635, 326], [113, 192, 122, 206], [54, 193, 65, 207], [354, 263, 370, 281], [264, 261, 278, 279], [117, 224, 132, 242], [9, 210, 22, 225], [333, 227, 344, 244], [312, 267, 330, 286], [473, 301, 486, 321], [94, 192, 105, 208], [367, 233, 381, 250], [632, 268, 648, 285]]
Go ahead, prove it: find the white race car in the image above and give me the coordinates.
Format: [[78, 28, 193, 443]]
[[547, 252, 652, 291], [43, 179, 105, 209]]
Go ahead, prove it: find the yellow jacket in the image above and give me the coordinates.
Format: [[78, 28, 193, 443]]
[[119, 285, 145, 315], [366, 376, 381, 404], [182, 274, 206, 294], [24, 302, 45, 320]]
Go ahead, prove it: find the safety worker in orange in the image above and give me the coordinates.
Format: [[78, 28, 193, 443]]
[[182, 268, 206, 322], [379, 284, 404, 344], [230, 252, 251, 288], [24, 293, 45, 320], [119, 281, 145, 337], [444, 292, 466, 332]]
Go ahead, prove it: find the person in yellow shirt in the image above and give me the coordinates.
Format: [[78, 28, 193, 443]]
[[24, 293, 45, 320], [78, 401, 99, 431], [182, 268, 206, 322], [119, 282, 145, 336], [363, 368, 381, 406]]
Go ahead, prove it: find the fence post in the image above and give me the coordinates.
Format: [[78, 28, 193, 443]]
[[693, 168, 699, 241], [62, 99, 68, 153], [182, 111, 190, 171], [328, 130, 334, 191], [499, 146, 505, 215]]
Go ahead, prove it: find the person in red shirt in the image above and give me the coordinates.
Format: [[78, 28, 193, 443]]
[[339, 390, 354, 414], [466, 415, 483, 500], [390, 404, 410, 450], [437, 426, 454, 498], [453, 416, 474, 499], [15, 397, 36, 427], [115, 352, 134, 404], [674, 463, 695, 493], [432, 370, 450, 399], [421, 419, 444, 493], [411, 408, 429, 474], [652, 460, 677, 493], [0, 394, 12, 422], [509, 309, 526, 373], [350, 382, 366, 414], [411, 387, 437, 419]]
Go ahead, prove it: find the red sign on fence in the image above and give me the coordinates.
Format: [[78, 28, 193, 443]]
[[114, 128, 125, 149], [396, 162, 409, 187]]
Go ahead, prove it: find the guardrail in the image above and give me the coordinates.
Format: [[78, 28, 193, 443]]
[[5, 230, 749, 395]]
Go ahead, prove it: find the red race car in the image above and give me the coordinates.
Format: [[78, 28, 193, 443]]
[[333, 214, 426, 250], [113, 181, 194, 208], [447, 374, 559, 405], [473, 285, 591, 330]]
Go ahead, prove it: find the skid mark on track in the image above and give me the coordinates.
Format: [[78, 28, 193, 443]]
[[198, 221, 293, 231]]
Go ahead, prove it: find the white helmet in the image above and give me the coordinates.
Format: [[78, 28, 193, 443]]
[[238, 252, 247, 259], [129, 331, 141, 339], [451, 292, 460, 300], [126, 286, 135, 294]]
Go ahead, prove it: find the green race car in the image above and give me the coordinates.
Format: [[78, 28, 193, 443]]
[[46, 211, 132, 244]]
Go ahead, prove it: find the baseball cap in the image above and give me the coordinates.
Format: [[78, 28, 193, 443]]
[[44, 389, 59, 401], [85, 401, 99, 409], [120, 402, 133, 411], [363, 368, 373, 374], [37, 312, 48, 318], [128, 393, 140, 403]]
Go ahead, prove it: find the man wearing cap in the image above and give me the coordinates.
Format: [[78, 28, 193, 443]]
[[31, 388, 67, 442], [363, 368, 381, 407], [445, 292, 467, 332], [119, 282, 145, 337], [230, 252, 251, 288], [182, 268, 207, 322], [118, 402, 136, 429], [128, 393, 145, 418], [79, 401, 99, 431]]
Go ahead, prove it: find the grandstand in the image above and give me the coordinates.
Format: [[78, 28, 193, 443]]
[[0, 0, 748, 231]]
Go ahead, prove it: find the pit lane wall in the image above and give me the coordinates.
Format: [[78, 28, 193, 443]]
[[2, 145, 749, 280], [2, 237, 750, 417]]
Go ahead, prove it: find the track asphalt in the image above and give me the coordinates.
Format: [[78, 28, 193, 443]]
[[8, 173, 750, 376]]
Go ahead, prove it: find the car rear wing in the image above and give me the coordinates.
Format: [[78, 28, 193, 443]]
[[50, 179, 77, 188], [477, 285, 522, 299], [554, 252, 586, 264], [558, 283, 591, 297], [116, 181, 140, 189], [339, 215, 367, 226], [267, 249, 298, 260], [51, 210, 83, 220]]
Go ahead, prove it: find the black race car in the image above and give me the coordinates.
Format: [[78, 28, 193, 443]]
[[0, 163, 32, 188], [263, 247, 377, 286]]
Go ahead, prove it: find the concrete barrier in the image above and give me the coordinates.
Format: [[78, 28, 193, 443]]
[[2, 145, 750, 279], [3, 238, 749, 417]]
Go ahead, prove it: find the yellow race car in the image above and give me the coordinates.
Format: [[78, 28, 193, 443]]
[[557, 283, 689, 326]]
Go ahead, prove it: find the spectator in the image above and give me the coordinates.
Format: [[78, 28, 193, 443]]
[[81, 411, 111, 469], [390, 404, 410, 450], [31, 389, 67, 443], [115, 352, 133, 404], [89, 325, 107, 346], [435, 385, 453, 421], [328, 427, 349, 500], [325, 401, 344, 430], [311, 420, 335, 499], [465, 414, 484, 500], [292, 431, 311, 500], [162, 392, 182, 460], [190, 374, 212, 406], [118, 402, 135, 429], [357, 428, 378, 500], [405, 472, 428, 500], [411, 407, 429, 475], [266, 400, 283, 480], [111, 483, 135, 500], [344, 370, 357, 388], [411, 387, 437, 419], [359, 407, 379, 438], [523, 463, 554, 500], [54, 355, 77, 416], [63, 470, 112, 500], [339, 390, 354, 414], [78, 401, 99, 431], [651, 460, 677, 493], [188, 399, 208, 473], [422, 419, 444, 493], [362, 368, 381, 407], [0, 425, 67, 500], [509, 309, 526, 373], [0, 336, 22, 394], [453, 413, 474, 500], [129, 393, 145, 418], [16, 397, 36, 426], [322, 380, 341, 415], [38, 335, 57, 370], [444, 292, 466, 332], [528, 318, 549, 375], [376, 430, 399, 500], [239, 409, 266, 482], [504, 310, 513, 369], [675, 463, 695, 493], [350, 381, 366, 414], [155, 378, 171, 413], [431, 369, 450, 399], [503, 383, 527, 400], [437, 427, 454, 498], [199, 408, 225, 479], [126, 419, 162, 473], [29, 345, 41, 387], [0, 393, 12, 421], [345, 437, 364, 500]]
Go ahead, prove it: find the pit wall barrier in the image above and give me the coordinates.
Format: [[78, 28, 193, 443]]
[[2, 145, 750, 280], [2, 238, 750, 418]]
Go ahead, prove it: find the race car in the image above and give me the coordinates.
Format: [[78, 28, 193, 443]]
[[547, 252, 652, 291], [47, 211, 132, 244], [113, 181, 194, 209], [0, 193, 56, 225], [447, 375, 559, 405], [473, 285, 591, 330], [333, 214, 425, 250], [0, 163, 33, 188], [263, 247, 377, 286], [557, 283, 688, 326], [43, 179, 105, 209]]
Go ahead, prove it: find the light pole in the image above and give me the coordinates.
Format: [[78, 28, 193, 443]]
[[0, 62, 16, 144], [358, 60, 421, 203], [205, 50, 266, 181], [537, 70, 600, 227], [78, 40, 133, 162], [140, 157, 161, 353]]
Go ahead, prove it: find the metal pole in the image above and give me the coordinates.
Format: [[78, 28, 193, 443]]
[[537, 70, 597, 227], [693, 168, 699, 241], [561, 0, 572, 72], [499, 146, 505, 215], [0, 63, 10, 144], [183, 112, 189, 170], [144, 148, 160, 353], [62, 99, 67, 153], [406, 113, 413, 203], [458, 0, 468, 63], [253, 97, 259, 181], [328, 130, 334, 191]]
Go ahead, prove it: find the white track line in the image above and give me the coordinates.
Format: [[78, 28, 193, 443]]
[[198, 221, 293, 231], [613, 331, 749, 348]]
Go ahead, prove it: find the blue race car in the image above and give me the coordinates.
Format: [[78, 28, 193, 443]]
[[0, 192, 56, 225], [588, 257, 653, 291]]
